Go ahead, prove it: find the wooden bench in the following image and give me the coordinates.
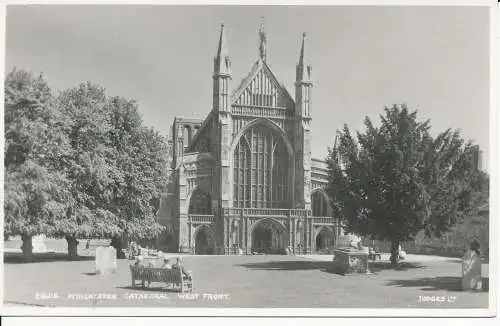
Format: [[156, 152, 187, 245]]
[[129, 266, 193, 292]]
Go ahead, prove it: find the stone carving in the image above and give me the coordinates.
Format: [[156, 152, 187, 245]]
[[333, 248, 369, 275]]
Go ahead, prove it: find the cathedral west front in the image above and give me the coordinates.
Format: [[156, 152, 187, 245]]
[[157, 23, 341, 255]]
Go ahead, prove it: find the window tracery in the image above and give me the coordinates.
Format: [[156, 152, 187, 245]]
[[233, 125, 289, 208]]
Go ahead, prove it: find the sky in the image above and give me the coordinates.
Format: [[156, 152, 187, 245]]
[[5, 5, 491, 170]]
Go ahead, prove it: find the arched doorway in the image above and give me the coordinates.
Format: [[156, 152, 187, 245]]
[[315, 227, 335, 253], [251, 219, 286, 254], [194, 226, 214, 255]]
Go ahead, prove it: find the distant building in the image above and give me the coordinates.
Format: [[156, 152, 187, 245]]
[[471, 145, 483, 171], [157, 24, 341, 255]]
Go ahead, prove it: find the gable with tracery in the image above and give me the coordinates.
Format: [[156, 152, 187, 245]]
[[230, 61, 296, 147]]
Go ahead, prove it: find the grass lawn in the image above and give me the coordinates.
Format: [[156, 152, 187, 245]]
[[3, 253, 489, 309]]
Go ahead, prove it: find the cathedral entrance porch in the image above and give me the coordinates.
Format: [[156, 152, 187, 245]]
[[315, 226, 336, 254], [195, 227, 211, 254], [250, 218, 287, 255]]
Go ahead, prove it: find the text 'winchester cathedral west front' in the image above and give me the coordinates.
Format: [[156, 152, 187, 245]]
[[158, 23, 341, 255]]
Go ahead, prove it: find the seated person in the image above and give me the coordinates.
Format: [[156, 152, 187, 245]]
[[161, 257, 172, 269], [133, 256, 145, 268], [172, 257, 192, 279], [144, 260, 156, 287]]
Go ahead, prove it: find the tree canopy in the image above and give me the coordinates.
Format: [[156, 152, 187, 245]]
[[327, 104, 488, 263], [4, 68, 169, 259], [4, 69, 72, 238]]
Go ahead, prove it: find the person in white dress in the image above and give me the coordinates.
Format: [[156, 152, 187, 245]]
[[398, 244, 407, 260], [462, 240, 482, 291]]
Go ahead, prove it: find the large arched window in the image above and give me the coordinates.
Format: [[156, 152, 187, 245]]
[[311, 191, 329, 216], [189, 188, 212, 214], [233, 125, 289, 208]]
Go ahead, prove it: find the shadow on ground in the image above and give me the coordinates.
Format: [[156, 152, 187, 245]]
[[386, 276, 490, 292], [81, 272, 98, 276], [369, 261, 425, 273], [236, 260, 332, 271], [237, 260, 428, 276], [4, 252, 95, 264]]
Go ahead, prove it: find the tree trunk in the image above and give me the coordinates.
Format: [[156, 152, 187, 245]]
[[66, 236, 79, 260], [110, 237, 126, 259], [21, 234, 34, 262], [390, 240, 400, 266]]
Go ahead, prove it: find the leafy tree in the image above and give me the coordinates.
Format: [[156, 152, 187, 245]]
[[327, 104, 488, 264], [106, 97, 167, 255], [55, 90, 167, 258], [55, 83, 121, 258], [4, 68, 72, 261], [5, 72, 169, 260]]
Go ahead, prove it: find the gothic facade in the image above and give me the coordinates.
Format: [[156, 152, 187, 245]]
[[157, 24, 341, 255]]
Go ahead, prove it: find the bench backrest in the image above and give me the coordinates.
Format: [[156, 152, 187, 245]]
[[130, 265, 183, 283]]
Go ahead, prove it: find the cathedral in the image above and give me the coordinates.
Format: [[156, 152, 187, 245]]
[[157, 23, 341, 255]]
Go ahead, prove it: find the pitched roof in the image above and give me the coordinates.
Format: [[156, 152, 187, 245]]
[[230, 58, 294, 105]]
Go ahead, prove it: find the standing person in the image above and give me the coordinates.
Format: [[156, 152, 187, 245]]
[[86, 240, 90, 250], [369, 247, 376, 260], [173, 257, 192, 279], [462, 240, 482, 291], [398, 244, 407, 260]]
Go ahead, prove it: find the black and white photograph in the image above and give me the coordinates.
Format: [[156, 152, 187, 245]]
[[1, 0, 497, 317]]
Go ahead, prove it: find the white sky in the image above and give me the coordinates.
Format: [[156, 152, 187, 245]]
[[5, 5, 491, 170]]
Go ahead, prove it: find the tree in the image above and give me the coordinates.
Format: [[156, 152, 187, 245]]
[[327, 104, 488, 264], [105, 97, 167, 255], [5, 70, 169, 260], [55, 82, 122, 258], [4, 68, 72, 261], [55, 90, 167, 258]]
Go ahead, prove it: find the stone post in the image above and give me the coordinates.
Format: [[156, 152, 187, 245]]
[[246, 217, 252, 255], [178, 164, 190, 253]]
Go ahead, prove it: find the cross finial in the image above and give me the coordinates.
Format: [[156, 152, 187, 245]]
[[259, 17, 267, 62]]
